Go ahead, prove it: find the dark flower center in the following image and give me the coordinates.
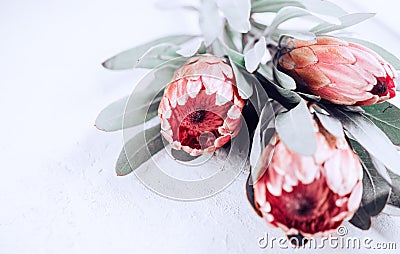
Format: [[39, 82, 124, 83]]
[[370, 78, 388, 96], [188, 110, 206, 123], [292, 195, 316, 216]]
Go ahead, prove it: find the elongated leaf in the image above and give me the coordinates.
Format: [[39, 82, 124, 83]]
[[371, 154, 400, 194], [255, 67, 301, 109], [135, 43, 181, 68], [249, 115, 262, 170], [273, 65, 296, 90], [314, 111, 344, 138], [116, 124, 164, 176], [216, 39, 245, 67], [217, 0, 251, 33], [329, 108, 400, 176], [272, 30, 316, 42], [176, 37, 205, 57], [310, 13, 375, 34], [351, 141, 391, 216], [95, 95, 161, 132], [252, 0, 347, 16], [275, 100, 316, 156], [102, 35, 192, 70], [265, 6, 340, 36], [252, 0, 302, 13], [171, 149, 199, 161], [300, 0, 347, 17], [200, 0, 223, 46], [340, 37, 400, 70], [250, 103, 276, 183], [246, 173, 262, 216], [244, 37, 268, 73], [124, 58, 185, 119], [230, 60, 254, 99], [349, 206, 371, 230], [223, 23, 242, 51]]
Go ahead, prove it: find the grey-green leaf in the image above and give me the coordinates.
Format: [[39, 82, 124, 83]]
[[107, 59, 186, 131], [329, 108, 400, 176], [266, 6, 340, 36], [116, 125, 164, 176], [135, 43, 181, 68], [95, 95, 161, 132], [273, 65, 296, 90], [255, 66, 301, 109], [363, 102, 400, 146], [176, 37, 204, 57], [230, 60, 254, 99], [275, 100, 316, 156], [102, 35, 193, 70], [252, 0, 302, 13], [171, 149, 200, 162], [351, 141, 391, 216], [310, 13, 375, 34], [314, 111, 344, 138], [349, 207, 371, 230]]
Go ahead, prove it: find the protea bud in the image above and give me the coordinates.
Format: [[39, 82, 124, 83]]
[[278, 36, 397, 105], [158, 55, 245, 156], [253, 118, 363, 237]]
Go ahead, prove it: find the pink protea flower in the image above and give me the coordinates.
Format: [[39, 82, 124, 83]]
[[253, 119, 363, 237], [278, 36, 397, 105], [158, 55, 245, 156]]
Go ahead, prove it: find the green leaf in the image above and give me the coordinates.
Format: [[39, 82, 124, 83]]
[[252, 0, 302, 13], [341, 37, 400, 70], [300, 0, 347, 17], [310, 13, 375, 34], [199, 0, 224, 46], [223, 23, 242, 51], [387, 173, 400, 209], [273, 65, 296, 90], [252, 0, 347, 16], [265, 6, 340, 36], [217, 0, 251, 33], [250, 102, 276, 183], [176, 37, 205, 57], [244, 37, 268, 73], [314, 111, 344, 138], [216, 39, 245, 67], [275, 100, 316, 156], [273, 30, 316, 42], [230, 60, 254, 99], [255, 65, 301, 109], [171, 149, 200, 161], [246, 173, 262, 216], [329, 108, 400, 176], [349, 207, 371, 230], [102, 35, 193, 70], [95, 95, 161, 132], [135, 43, 181, 68], [351, 141, 391, 216], [363, 102, 400, 146], [116, 124, 164, 176]]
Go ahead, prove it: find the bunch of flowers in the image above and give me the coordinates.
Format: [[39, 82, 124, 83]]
[[96, 0, 400, 243]]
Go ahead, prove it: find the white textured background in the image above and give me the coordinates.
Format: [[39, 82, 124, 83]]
[[1, 0, 399, 253]]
